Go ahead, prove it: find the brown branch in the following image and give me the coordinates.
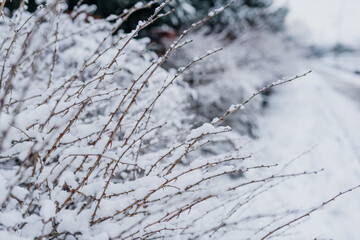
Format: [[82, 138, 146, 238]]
[[42, 100, 89, 164], [0, 0, 6, 16], [228, 169, 324, 191], [47, 19, 59, 88]]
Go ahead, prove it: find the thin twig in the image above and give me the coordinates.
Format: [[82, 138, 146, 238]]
[[0, 0, 6, 16]]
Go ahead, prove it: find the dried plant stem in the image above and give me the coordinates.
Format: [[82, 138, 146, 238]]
[[0, 0, 6, 16], [91, 124, 164, 222], [42, 100, 89, 164], [229, 169, 323, 191], [48, 19, 59, 88]]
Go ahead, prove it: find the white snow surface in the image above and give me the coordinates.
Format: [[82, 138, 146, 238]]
[[224, 57, 360, 239]]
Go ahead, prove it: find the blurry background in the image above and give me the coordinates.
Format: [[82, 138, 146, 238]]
[[275, 0, 360, 48]]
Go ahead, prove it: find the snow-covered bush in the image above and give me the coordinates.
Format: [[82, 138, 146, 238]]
[[0, 1, 313, 239], [167, 28, 302, 137]]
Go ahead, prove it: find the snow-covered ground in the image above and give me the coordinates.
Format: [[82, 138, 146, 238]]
[[261, 2, 360, 236], [243, 57, 360, 239]]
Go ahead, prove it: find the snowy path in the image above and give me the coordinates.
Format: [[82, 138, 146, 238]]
[[247, 60, 360, 239]]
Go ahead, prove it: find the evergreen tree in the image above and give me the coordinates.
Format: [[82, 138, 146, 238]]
[[5, 0, 287, 33], [76, 0, 287, 32]]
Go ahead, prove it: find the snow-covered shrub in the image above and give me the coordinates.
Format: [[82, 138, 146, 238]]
[[167, 28, 303, 137], [0, 1, 312, 239]]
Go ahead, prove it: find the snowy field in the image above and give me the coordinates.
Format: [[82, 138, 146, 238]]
[[255, 2, 360, 238], [247, 57, 360, 239]]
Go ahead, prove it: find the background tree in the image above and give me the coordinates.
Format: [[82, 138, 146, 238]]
[[5, 0, 287, 34]]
